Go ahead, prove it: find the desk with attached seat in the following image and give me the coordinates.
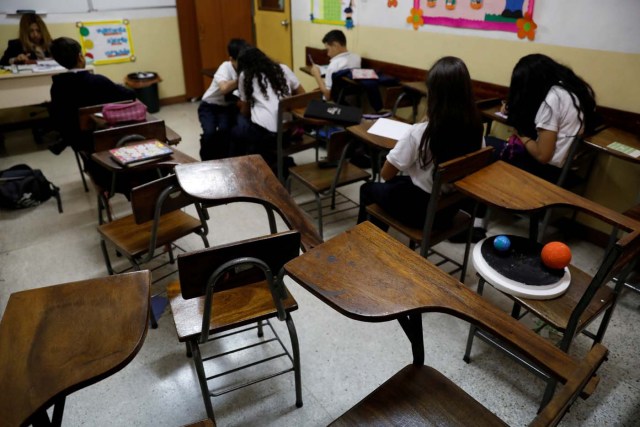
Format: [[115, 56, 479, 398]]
[[0, 271, 150, 427]]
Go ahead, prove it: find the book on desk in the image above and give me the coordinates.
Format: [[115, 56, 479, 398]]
[[109, 140, 173, 166]]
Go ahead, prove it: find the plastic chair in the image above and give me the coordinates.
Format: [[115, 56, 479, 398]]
[[169, 231, 303, 423], [366, 146, 494, 281]]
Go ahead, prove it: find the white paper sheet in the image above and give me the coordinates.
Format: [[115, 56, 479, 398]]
[[367, 118, 413, 140]]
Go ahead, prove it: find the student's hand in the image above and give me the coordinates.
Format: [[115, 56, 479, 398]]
[[500, 100, 508, 115], [11, 53, 29, 64], [310, 65, 322, 79]]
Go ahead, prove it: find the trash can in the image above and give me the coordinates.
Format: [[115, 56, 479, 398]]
[[125, 72, 162, 113]]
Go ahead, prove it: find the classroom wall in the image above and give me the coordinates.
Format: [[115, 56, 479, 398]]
[[0, 9, 185, 100]]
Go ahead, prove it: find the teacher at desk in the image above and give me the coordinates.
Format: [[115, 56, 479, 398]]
[[0, 13, 52, 66]]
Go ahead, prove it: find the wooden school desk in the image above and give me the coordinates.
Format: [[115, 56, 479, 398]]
[[0, 272, 150, 427], [283, 221, 604, 389], [174, 155, 323, 252]]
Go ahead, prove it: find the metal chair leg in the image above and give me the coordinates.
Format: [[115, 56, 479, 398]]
[[315, 193, 323, 238], [191, 340, 216, 422], [285, 314, 303, 408], [74, 150, 89, 192], [463, 278, 485, 363], [100, 239, 114, 275], [257, 320, 264, 337]]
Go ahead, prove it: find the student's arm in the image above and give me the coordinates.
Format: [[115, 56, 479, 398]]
[[238, 100, 250, 117], [518, 129, 557, 164], [218, 79, 238, 95], [292, 84, 306, 95], [380, 161, 399, 181], [310, 65, 331, 99]]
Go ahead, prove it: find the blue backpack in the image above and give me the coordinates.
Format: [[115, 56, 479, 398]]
[[0, 164, 62, 213]]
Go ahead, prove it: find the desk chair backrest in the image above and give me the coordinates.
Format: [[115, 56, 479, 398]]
[[78, 100, 132, 132], [93, 119, 167, 152], [421, 146, 494, 255], [131, 174, 195, 225], [178, 230, 301, 300]]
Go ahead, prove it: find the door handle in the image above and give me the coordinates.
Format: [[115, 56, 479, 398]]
[[281, 19, 289, 27]]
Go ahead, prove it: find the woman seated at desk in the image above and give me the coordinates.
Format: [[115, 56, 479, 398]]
[[0, 13, 52, 66], [357, 56, 483, 233], [488, 54, 597, 183]]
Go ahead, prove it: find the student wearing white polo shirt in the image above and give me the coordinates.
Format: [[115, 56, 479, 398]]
[[310, 30, 361, 100], [231, 47, 305, 166], [197, 38, 249, 160]]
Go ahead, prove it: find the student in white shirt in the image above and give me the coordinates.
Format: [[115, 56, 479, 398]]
[[357, 57, 483, 233], [197, 39, 249, 160], [310, 30, 361, 100], [231, 47, 305, 165], [487, 54, 597, 183]]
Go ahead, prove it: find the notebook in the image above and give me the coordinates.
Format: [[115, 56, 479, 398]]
[[304, 99, 362, 125], [109, 140, 173, 166], [367, 118, 413, 140], [351, 68, 379, 80]]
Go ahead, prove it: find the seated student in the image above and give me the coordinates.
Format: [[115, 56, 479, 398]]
[[0, 13, 52, 66], [198, 38, 249, 161], [357, 56, 483, 233], [487, 54, 597, 183], [310, 29, 361, 100], [48, 37, 135, 155], [48, 37, 145, 194], [231, 47, 305, 167]]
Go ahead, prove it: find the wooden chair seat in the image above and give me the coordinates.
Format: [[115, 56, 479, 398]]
[[331, 364, 506, 426], [366, 204, 471, 246], [170, 279, 298, 341], [98, 210, 202, 258], [510, 265, 616, 333], [289, 162, 371, 193]]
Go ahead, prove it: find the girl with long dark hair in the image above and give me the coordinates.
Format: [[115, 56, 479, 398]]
[[357, 56, 483, 230], [491, 54, 597, 182], [1, 13, 52, 66], [231, 47, 305, 159]]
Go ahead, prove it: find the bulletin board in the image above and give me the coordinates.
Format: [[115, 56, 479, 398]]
[[77, 20, 136, 65], [310, 0, 348, 25], [406, 0, 536, 39]]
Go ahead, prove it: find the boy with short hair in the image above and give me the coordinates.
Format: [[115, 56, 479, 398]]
[[198, 38, 249, 160], [310, 29, 361, 100], [48, 36, 135, 154]]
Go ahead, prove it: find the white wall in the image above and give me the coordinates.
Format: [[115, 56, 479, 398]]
[[292, 0, 640, 54]]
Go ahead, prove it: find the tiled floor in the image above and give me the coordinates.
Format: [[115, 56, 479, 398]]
[[1, 102, 639, 426]]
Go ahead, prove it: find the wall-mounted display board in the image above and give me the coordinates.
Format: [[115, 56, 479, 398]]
[[405, 0, 536, 39], [77, 20, 135, 64]]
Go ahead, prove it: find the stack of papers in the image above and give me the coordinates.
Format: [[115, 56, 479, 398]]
[[351, 68, 379, 80], [367, 118, 412, 140]]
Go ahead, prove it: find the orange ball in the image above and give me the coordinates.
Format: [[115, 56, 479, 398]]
[[541, 242, 572, 269]]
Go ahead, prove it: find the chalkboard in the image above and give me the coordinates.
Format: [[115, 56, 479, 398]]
[[91, 0, 175, 11], [0, 0, 89, 14], [0, 0, 175, 14]]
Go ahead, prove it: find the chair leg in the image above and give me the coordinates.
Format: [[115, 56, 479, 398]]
[[257, 320, 264, 337], [185, 341, 192, 358], [100, 239, 114, 275], [285, 314, 303, 408], [315, 193, 323, 239], [168, 243, 175, 264], [463, 278, 485, 363], [74, 150, 89, 192], [190, 339, 216, 422]]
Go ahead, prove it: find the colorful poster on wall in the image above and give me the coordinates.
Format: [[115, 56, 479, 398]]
[[77, 20, 136, 65], [311, 0, 355, 28], [404, 0, 537, 40]]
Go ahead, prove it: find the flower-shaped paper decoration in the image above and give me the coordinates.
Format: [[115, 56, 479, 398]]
[[516, 12, 537, 41], [407, 8, 424, 30], [387, 0, 398, 7]]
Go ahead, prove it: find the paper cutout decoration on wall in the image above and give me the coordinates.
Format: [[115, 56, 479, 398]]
[[77, 20, 136, 65], [406, 0, 537, 40], [310, 0, 355, 28]]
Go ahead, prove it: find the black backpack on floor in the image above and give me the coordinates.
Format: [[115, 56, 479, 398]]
[[0, 164, 62, 213]]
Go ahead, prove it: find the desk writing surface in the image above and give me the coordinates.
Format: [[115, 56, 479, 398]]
[[284, 222, 587, 382], [0, 272, 150, 427], [174, 156, 323, 251], [92, 142, 196, 172], [347, 119, 400, 151], [454, 161, 640, 232], [584, 127, 640, 164]]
